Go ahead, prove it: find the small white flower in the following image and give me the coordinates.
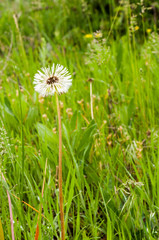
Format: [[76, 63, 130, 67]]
[[33, 63, 72, 97]]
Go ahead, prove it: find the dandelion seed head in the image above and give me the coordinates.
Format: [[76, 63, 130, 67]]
[[33, 64, 72, 97]]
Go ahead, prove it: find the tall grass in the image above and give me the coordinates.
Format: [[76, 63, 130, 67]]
[[0, 0, 159, 239]]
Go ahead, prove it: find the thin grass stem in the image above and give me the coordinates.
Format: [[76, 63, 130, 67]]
[[17, 80, 25, 201], [90, 81, 94, 120], [17, 78, 27, 238]]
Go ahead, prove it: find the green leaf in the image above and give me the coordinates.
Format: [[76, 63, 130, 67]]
[[116, 39, 123, 71], [36, 123, 58, 150], [77, 120, 97, 154], [26, 107, 39, 127], [70, 110, 78, 131], [4, 97, 18, 121]]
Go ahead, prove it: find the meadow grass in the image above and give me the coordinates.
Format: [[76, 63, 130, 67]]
[[0, 0, 159, 239]]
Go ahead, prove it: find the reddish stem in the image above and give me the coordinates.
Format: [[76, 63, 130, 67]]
[[56, 93, 65, 240]]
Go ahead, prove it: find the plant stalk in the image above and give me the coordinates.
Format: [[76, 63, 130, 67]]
[[90, 81, 94, 120], [55, 93, 65, 240]]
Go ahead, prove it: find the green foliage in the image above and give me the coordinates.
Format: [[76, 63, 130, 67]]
[[0, 0, 159, 239]]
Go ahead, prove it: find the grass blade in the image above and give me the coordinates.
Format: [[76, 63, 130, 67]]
[[0, 217, 4, 240], [1, 173, 15, 240], [34, 158, 48, 240]]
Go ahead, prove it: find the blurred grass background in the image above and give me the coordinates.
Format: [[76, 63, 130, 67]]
[[0, 0, 159, 239]]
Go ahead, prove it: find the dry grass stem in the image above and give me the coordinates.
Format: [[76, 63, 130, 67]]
[[90, 81, 94, 119]]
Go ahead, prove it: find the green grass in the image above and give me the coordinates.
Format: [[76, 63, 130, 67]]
[[0, 0, 159, 239]]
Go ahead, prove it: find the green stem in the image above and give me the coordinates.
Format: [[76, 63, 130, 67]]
[[17, 79, 27, 239]]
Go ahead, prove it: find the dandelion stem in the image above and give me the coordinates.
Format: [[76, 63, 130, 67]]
[[90, 81, 94, 119], [55, 93, 65, 240]]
